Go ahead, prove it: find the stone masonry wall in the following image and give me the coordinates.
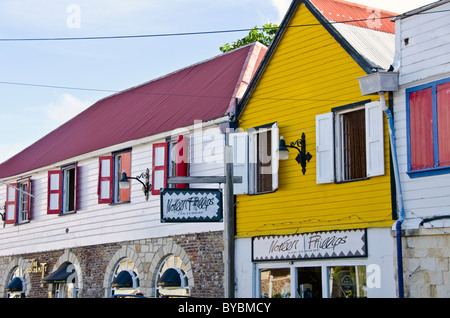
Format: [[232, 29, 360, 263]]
[[397, 229, 450, 298], [0, 231, 224, 298]]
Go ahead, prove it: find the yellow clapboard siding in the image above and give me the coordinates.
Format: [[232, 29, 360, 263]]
[[236, 3, 394, 237]]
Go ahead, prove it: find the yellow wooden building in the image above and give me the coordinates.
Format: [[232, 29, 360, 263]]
[[231, 0, 399, 298]]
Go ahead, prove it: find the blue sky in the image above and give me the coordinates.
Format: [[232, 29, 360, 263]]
[[0, 0, 435, 164]]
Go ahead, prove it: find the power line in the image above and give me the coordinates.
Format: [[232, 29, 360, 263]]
[[0, 15, 398, 42], [0, 8, 448, 42], [0, 80, 366, 103]]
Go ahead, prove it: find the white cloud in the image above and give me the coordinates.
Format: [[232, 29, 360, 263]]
[[44, 93, 91, 123], [271, 0, 292, 22]]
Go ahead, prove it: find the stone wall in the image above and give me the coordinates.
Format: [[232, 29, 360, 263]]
[[397, 228, 450, 298], [0, 231, 224, 298]]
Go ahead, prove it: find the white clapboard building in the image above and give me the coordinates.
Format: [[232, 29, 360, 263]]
[[0, 43, 267, 298]]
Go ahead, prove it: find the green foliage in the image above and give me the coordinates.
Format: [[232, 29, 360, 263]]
[[219, 23, 279, 53]]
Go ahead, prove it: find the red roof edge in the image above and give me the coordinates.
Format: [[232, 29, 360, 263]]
[[311, 0, 397, 34], [226, 42, 268, 115]]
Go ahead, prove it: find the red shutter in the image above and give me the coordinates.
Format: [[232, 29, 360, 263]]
[[5, 183, 18, 224], [151, 143, 168, 195], [175, 135, 188, 188], [409, 88, 434, 170], [98, 156, 113, 204], [437, 82, 450, 167], [120, 152, 131, 202], [48, 171, 62, 214]]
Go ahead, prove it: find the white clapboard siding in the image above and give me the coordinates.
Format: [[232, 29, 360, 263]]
[[393, 1, 450, 225], [398, 2, 450, 85], [0, 126, 225, 256]]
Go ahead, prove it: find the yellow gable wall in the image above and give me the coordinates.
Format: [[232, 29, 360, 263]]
[[236, 4, 394, 238]]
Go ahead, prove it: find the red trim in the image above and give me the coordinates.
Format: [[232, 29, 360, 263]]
[[98, 156, 113, 204], [175, 135, 188, 188], [151, 143, 168, 195], [47, 171, 62, 214], [5, 183, 18, 224]]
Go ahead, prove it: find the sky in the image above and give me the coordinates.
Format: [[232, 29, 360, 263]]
[[0, 0, 437, 164]]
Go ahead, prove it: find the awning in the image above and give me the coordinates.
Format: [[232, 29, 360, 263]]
[[157, 268, 187, 288], [6, 277, 25, 292], [111, 270, 139, 289], [42, 263, 75, 283]]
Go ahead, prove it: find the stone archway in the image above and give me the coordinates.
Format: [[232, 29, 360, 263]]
[[1, 257, 31, 298]]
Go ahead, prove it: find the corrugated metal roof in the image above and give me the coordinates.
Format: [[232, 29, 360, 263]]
[[332, 22, 395, 69], [311, 0, 397, 70], [311, 0, 396, 34], [0, 43, 267, 179]]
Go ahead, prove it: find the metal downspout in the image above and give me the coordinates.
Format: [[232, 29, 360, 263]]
[[379, 92, 405, 298]]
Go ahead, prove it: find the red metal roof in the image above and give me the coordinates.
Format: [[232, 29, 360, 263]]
[[311, 0, 397, 34], [0, 43, 267, 179]]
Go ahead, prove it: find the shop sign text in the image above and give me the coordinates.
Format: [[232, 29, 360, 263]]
[[253, 229, 367, 261]]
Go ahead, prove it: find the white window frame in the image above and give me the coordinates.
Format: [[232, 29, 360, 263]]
[[229, 122, 279, 195], [316, 101, 384, 184], [62, 164, 77, 214]]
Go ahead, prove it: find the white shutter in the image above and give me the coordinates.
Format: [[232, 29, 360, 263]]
[[316, 112, 335, 184], [365, 101, 385, 177], [271, 122, 279, 191], [229, 131, 248, 194]]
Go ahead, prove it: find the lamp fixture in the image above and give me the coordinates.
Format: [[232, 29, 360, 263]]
[[278, 133, 312, 175], [119, 168, 151, 200]]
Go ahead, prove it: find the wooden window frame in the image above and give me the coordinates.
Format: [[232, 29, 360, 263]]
[[406, 77, 450, 178]]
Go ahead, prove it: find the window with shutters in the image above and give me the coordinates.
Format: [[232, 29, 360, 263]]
[[98, 150, 131, 204], [151, 135, 189, 195], [316, 101, 384, 184], [48, 164, 78, 214], [336, 107, 366, 181], [229, 122, 279, 195], [5, 178, 32, 225], [406, 78, 450, 177]]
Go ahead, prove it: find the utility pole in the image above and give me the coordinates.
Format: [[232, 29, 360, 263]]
[[223, 145, 235, 298], [167, 145, 239, 298]]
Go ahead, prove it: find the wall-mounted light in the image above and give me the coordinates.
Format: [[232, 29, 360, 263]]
[[119, 168, 151, 200], [278, 133, 312, 175]]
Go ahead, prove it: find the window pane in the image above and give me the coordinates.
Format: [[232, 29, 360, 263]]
[[63, 168, 76, 212], [341, 109, 366, 180], [100, 181, 110, 199], [50, 173, 60, 191], [260, 268, 290, 298], [409, 88, 434, 170], [329, 266, 366, 298], [49, 193, 60, 210], [437, 82, 450, 167], [6, 205, 15, 221], [154, 146, 166, 166], [101, 159, 111, 177], [256, 129, 272, 193], [153, 170, 165, 191], [297, 267, 322, 298]]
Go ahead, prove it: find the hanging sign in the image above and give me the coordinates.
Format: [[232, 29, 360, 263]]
[[161, 188, 223, 223], [252, 229, 367, 261]]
